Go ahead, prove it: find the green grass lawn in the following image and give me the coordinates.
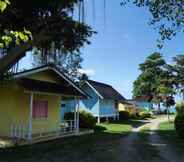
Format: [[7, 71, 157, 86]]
[[0, 121, 133, 161], [96, 121, 132, 134], [158, 121, 184, 150]]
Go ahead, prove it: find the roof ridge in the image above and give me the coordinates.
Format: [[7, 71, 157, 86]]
[[88, 80, 112, 87]]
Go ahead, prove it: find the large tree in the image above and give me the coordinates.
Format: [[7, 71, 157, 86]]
[[0, 0, 93, 77], [173, 55, 184, 99], [122, 0, 184, 47], [133, 52, 166, 111], [32, 48, 83, 81], [157, 64, 175, 119]]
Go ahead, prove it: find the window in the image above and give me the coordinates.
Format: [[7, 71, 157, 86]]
[[61, 104, 66, 107], [115, 101, 119, 109], [33, 100, 48, 119]]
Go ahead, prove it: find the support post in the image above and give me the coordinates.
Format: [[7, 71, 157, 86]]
[[106, 116, 109, 122], [97, 116, 100, 124], [28, 92, 33, 141], [74, 97, 77, 130], [76, 98, 80, 134], [97, 97, 100, 124]]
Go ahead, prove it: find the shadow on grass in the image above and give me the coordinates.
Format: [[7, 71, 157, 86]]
[[109, 119, 150, 128], [0, 120, 151, 161], [0, 127, 124, 161]]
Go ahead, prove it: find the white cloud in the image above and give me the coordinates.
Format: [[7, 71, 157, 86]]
[[78, 69, 95, 76]]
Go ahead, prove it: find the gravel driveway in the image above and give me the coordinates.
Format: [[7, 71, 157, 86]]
[[116, 117, 184, 162]]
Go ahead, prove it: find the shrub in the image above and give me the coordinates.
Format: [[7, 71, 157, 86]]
[[79, 110, 96, 129], [119, 111, 130, 120], [174, 102, 184, 137], [64, 112, 74, 120], [174, 115, 184, 137], [139, 111, 152, 119], [64, 110, 96, 129], [176, 102, 184, 116]]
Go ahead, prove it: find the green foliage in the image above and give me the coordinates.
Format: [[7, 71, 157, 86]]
[[0, 0, 94, 75], [119, 111, 130, 120], [173, 55, 184, 99], [139, 111, 152, 119], [0, 0, 32, 48], [133, 52, 175, 112], [0, 0, 9, 12], [174, 102, 184, 137], [64, 112, 74, 120], [175, 115, 184, 138], [175, 102, 184, 116], [79, 110, 96, 129], [33, 50, 83, 81], [0, 29, 32, 48], [122, 0, 184, 46], [0, 0, 93, 51], [133, 52, 166, 98], [64, 110, 96, 129]]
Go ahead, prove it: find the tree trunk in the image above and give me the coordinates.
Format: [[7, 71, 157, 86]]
[[167, 106, 170, 122], [158, 102, 161, 113], [0, 32, 49, 77]]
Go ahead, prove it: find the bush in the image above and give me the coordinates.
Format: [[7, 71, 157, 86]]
[[139, 111, 152, 119], [79, 110, 96, 129], [175, 115, 184, 137], [174, 102, 184, 137], [119, 111, 130, 120], [176, 102, 184, 116], [64, 112, 74, 120], [64, 110, 96, 129]]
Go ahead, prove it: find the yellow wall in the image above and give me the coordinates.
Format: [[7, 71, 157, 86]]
[[31, 94, 61, 134], [119, 103, 137, 115], [0, 81, 24, 137], [0, 69, 63, 138], [118, 103, 127, 111]]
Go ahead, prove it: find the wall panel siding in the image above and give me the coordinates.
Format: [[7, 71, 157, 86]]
[[80, 84, 99, 117], [99, 99, 117, 117], [0, 82, 28, 137], [32, 94, 61, 134], [0, 82, 61, 137]]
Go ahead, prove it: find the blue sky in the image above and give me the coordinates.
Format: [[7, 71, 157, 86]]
[[20, 0, 184, 99], [78, 0, 184, 99]]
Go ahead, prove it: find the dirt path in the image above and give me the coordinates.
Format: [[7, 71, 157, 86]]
[[117, 117, 183, 162], [148, 117, 184, 162], [0, 117, 182, 162]]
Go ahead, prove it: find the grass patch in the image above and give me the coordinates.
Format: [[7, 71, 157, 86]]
[[158, 121, 184, 151], [96, 121, 132, 135], [138, 126, 150, 139]]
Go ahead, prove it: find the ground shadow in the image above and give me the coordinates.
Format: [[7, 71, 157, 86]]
[[0, 120, 157, 162], [109, 119, 150, 128], [0, 127, 125, 161]]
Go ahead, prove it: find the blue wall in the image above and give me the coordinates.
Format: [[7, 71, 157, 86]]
[[61, 99, 76, 120], [137, 101, 153, 111], [99, 99, 117, 117], [80, 84, 99, 116], [61, 83, 119, 119]]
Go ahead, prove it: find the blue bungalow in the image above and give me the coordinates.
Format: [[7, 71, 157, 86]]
[[61, 80, 126, 123], [128, 96, 153, 111]]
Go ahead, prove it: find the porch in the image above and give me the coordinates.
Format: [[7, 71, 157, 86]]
[[9, 91, 81, 144], [1, 122, 94, 147], [10, 120, 77, 143]]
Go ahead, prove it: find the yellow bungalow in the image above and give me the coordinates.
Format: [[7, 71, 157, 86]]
[[118, 101, 138, 116], [0, 65, 87, 143]]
